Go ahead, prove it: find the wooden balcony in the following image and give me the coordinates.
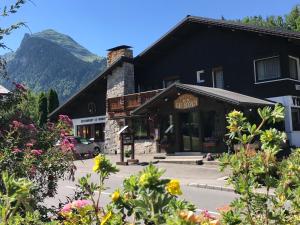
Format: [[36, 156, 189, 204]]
[[107, 89, 162, 118]]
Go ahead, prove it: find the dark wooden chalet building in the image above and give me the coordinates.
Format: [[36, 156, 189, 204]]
[[50, 16, 300, 154]]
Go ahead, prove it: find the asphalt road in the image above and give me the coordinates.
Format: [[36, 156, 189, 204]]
[[45, 157, 237, 215]]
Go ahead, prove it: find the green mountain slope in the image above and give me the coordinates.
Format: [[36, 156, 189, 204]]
[[2, 30, 106, 103]]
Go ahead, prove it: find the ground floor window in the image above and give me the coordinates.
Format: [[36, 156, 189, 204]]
[[77, 123, 105, 141], [292, 107, 300, 131], [95, 123, 105, 141], [132, 117, 149, 139]]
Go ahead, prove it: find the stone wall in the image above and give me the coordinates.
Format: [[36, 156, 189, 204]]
[[104, 55, 135, 154], [104, 119, 123, 154], [106, 62, 135, 98], [134, 139, 157, 154]]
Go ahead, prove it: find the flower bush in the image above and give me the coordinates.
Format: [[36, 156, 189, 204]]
[[220, 104, 300, 225], [0, 85, 75, 216]]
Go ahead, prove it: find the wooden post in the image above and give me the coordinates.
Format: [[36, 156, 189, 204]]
[[117, 133, 128, 166], [127, 131, 139, 164]]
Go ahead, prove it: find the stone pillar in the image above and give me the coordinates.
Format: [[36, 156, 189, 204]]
[[104, 46, 134, 154]]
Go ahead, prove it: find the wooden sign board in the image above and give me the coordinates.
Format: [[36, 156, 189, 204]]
[[174, 94, 198, 109]]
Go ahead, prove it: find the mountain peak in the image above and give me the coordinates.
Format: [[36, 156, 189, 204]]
[[29, 29, 102, 63], [2, 29, 106, 103]]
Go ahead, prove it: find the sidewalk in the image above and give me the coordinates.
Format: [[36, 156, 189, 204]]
[[76, 153, 231, 191]]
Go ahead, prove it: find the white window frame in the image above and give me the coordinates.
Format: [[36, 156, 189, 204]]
[[253, 55, 281, 83], [288, 55, 300, 81], [196, 70, 205, 84], [212, 67, 224, 88]]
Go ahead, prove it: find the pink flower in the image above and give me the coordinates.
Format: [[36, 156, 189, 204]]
[[31, 149, 43, 156], [27, 123, 37, 132], [12, 148, 22, 154], [60, 200, 90, 214], [58, 115, 73, 126], [60, 203, 72, 213], [201, 210, 215, 220], [72, 200, 90, 209], [26, 143, 33, 148], [13, 82, 27, 92], [60, 138, 74, 152], [12, 120, 24, 129]]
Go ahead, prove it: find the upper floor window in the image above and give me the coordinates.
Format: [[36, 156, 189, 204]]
[[254, 56, 281, 82], [289, 56, 300, 80], [212, 67, 224, 89], [88, 102, 97, 114], [163, 76, 180, 88]]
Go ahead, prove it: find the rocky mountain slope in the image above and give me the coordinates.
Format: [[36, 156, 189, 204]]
[[2, 29, 106, 102]]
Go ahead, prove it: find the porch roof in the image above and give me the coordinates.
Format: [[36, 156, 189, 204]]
[[132, 83, 275, 115]]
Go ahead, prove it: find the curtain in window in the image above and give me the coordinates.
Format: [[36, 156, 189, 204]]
[[213, 68, 224, 88], [289, 57, 298, 80], [256, 57, 280, 81]]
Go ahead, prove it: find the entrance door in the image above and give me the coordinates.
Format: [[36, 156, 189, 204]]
[[180, 111, 201, 151]]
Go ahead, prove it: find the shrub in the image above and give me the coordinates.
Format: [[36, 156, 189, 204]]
[[0, 85, 75, 214], [220, 104, 300, 225]]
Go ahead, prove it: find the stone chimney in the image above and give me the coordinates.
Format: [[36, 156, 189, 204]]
[[104, 45, 135, 154], [107, 45, 133, 66]]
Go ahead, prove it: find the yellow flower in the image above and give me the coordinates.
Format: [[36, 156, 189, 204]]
[[93, 155, 102, 172], [101, 211, 112, 225], [166, 179, 182, 195], [228, 110, 243, 118], [139, 173, 150, 185], [111, 190, 120, 202]]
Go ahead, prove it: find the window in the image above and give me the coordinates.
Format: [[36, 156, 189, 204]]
[[289, 56, 300, 80], [254, 56, 281, 82], [196, 70, 205, 84], [95, 123, 104, 141], [132, 117, 149, 139], [88, 102, 97, 114], [292, 108, 300, 131], [163, 76, 180, 88], [212, 67, 224, 89]]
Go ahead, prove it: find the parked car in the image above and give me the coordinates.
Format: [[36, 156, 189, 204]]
[[57, 136, 102, 158]]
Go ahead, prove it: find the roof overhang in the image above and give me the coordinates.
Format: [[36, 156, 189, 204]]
[[49, 56, 133, 118], [132, 83, 275, 115]]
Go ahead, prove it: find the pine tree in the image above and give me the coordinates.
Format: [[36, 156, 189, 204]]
[[38, 92, 48, 126], [48, 89, 59, 113]]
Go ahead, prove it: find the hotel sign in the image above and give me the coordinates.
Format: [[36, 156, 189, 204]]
[[174, 94, 198, 109]]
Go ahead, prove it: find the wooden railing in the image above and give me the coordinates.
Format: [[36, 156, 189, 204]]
[[107, 89, 162, 117]]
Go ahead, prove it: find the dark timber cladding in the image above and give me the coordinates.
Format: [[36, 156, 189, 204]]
[[134, 16, 300, 98]]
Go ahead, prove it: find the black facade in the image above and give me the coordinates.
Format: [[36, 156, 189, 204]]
[[135, 22, 300, 98]]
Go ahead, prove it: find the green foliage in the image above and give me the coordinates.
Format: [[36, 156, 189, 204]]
[[237, 5, 300, 32], [48, 89, 59, 113], [220, 104, 300, 225], [38, 92, 48, 126], [107, 164, 197, 224], [0, 87, 39, 129], [0, 172, 57, 225]]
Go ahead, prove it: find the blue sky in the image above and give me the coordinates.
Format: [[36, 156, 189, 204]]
[[1, 0, 300, 56]]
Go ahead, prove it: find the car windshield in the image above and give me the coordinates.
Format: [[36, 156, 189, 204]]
[[79, 138, 90, 144]]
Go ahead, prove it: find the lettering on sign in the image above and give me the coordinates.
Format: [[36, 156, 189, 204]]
[[174, 94, 199, 109]]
